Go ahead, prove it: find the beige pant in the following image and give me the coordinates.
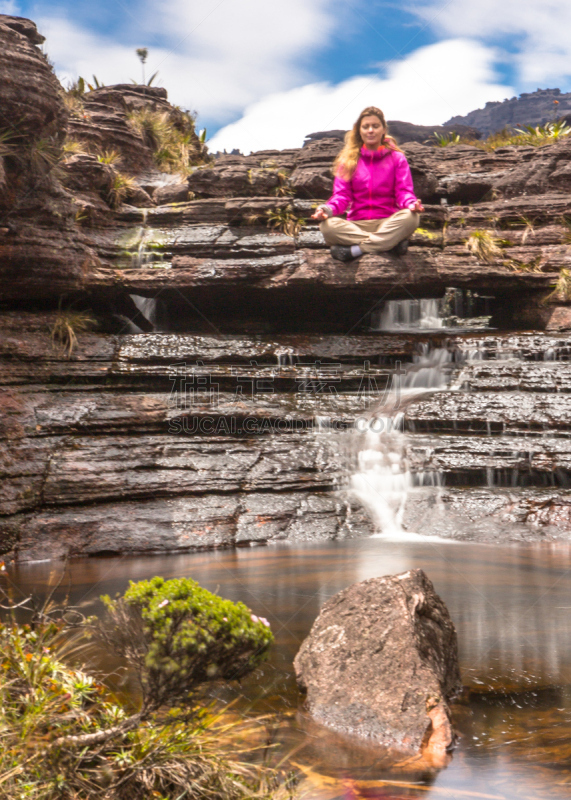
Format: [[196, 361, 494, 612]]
[[320, 209, 419, 254]]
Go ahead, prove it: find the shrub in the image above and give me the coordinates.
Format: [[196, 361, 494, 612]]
[[0, 575, 279, 800], [91, 576, 273, 712], [465, 229, 502, 263], [0, 613, 278, 799], [464, 120, 571, 152]]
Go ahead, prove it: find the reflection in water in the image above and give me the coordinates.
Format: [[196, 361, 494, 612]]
[[8, 539, 571, 798]]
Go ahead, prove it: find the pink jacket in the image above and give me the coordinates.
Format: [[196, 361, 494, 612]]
[[326, 146, 418, 221]]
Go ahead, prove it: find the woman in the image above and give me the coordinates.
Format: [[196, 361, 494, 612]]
[[312, 106, 424, 261]]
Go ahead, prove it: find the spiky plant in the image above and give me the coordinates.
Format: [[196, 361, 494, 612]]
[[433, 131, 461, 147], [51, 310, 96, 356], [98, 149, 123, 166], [62, 138, 88, 155], [266, 206, 305, 237], [272, 170, 294, 197], [560, 216, 571, 244], [127, 108, 206, 175], [128, 107, 169, 150], [243, 213, 261, 226], [506, 256, 544, 273], [544, 268, 571, 303], [26, 137, 62, 175], [465, 229, 502, 263], [107, 172, 136, 209], [0, 130, 16, 160]]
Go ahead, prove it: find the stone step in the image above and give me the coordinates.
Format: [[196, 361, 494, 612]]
[[404, 391, 571, 433], [401, 485, 571, 542], [457, 359, 571, 392], [406, 433, 571, 483], [6, 491, 372, 562], [0, 430, 348, 515]]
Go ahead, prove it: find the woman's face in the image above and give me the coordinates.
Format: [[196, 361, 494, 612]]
[[360, 115, 385, 149]]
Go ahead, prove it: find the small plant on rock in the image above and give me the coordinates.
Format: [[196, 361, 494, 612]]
[[272, 169, 294, 197], [62, 138, 88, 156], [51, 309, 97, 356], [465, 229, 502, 263], [98, 149, 123, 166], [544, 268, 571, 303], [433, 131, 461, 147], [128, 108, 206, 175], [506, 255, 544, 272], [107, 171, 136, 208], [266, 206, 305, 236], [0, 130, 16, 159], [26, 136, 63, 176], [560, 216, 571, 244]]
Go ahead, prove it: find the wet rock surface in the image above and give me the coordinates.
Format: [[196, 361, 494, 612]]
[[294, 569, 461, 755], [3, 14, 571, 560]]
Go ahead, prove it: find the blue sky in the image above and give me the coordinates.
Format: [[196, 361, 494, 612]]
[[2, 0, 570, 152]]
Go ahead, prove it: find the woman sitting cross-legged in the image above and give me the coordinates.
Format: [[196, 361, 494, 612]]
[[312, 106, 424, 261]]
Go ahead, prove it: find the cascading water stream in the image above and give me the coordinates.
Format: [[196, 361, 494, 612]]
[[371, 298, 444, 331], [350, 346, 453, 539], [351, 298, 456, 538]]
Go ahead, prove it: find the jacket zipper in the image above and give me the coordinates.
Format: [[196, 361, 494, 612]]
[[368, 153, 373, 219]]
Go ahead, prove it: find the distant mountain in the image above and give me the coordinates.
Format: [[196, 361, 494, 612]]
[[304, 120, 480, 146], [445, 88, 571, 137]]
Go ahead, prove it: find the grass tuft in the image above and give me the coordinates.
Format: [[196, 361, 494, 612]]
[[51, 309, 96, 356], [107, 172, 136, 209], [433, 131, 461, 147], [544, 268, 571, 303], [127, 108, 207, 176], [465, 229, 502, 263], [98, 149, 123, 166]]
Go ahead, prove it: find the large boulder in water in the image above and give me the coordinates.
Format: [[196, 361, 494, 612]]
[[294, 569, 461, 757]]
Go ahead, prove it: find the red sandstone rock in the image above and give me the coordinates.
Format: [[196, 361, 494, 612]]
[[0, 15, 66, 139], [294, 569, 461, 755]]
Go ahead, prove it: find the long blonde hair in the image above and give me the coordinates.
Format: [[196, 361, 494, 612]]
[[334, 106, 402, 181]]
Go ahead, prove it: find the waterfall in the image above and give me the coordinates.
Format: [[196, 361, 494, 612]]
[[130, 294, 158, 327], [350, 346, 453, 539], [371, 298, 444, 331]]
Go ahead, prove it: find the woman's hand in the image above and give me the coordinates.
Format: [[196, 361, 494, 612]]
[[410, 200, 424, 213], [311, 206, 329, 221]]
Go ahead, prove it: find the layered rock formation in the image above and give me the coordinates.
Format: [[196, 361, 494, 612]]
[[2, 14, 571, 561], [446, 88, 571, 137], [294, 569, 461, 759]]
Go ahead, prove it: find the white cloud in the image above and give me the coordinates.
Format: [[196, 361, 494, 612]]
[[415, 0, 571, 86], [0, 1, 20, 14], [36, 0, 345, 124], [209, 39, 514, 153]]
